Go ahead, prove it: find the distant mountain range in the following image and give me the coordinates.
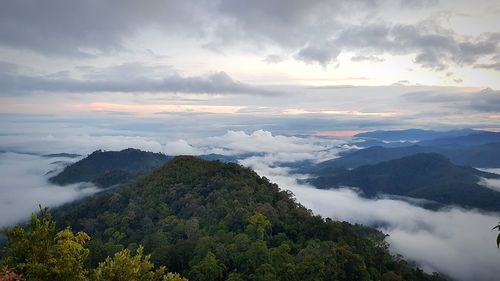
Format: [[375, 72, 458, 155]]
[[354, 128, 479, 142], [310, 132, 500, 171], [308, 153, 500, 212]]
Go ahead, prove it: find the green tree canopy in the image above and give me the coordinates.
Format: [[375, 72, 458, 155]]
[[3, 208, 90, 281]]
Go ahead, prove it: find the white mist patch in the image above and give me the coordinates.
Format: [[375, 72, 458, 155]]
[[478, 178, 500, 192], [477, 168, 500, 192], [0, 152, 100, 228], [477, 168, 500, 175], [241, 154, 500, 281]]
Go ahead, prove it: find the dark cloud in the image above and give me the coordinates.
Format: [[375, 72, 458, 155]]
[[351, 55, 385, 63], [0, 62, 277, 96], [475, 62, 500, 71], [0, 0, 497, 72], [474, 55, 500, 71], [331, 22, 500, 71], [296, 43, 340, 66], [400, 0, 439, 8], [0, 0, 206, 56]]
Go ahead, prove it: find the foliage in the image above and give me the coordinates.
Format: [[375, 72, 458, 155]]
[[2, 208, 89, 281], [1, 266, 23, 281], [52, 156, 446, 281], [92, 246, 185, 281], [1, 210, 187, 281]]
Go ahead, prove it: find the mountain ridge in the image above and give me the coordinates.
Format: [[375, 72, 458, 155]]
[[309, 153, 500, 212]]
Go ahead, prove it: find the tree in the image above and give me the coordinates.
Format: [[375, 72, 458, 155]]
[[493, 221, 500, 248], [247, 213, 271, 240], [2, 208, 90, 281], [189, 252, 225, 281], [92, 246, 186, 281]]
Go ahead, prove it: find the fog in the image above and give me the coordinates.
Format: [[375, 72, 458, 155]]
[[0, 152, 99, 228]]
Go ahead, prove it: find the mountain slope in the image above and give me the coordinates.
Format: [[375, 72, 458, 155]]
[[309, 153, 500, 212], [53, 156, 446, 281]]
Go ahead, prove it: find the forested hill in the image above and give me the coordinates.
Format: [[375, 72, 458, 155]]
[[48, 148, 255, 188], [53, 156, 446, 281], [309, 153, 500, 212], [49, 148, 173, 187]]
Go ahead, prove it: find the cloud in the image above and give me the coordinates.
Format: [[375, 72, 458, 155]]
[[0, 62, 276, 96], [296, 43, 340, 66], [0, 0, 208, 56], [351, 55, 385, 63], [194, 130, 346, 159], [2, 0, 497, 73], [0, 152, 99, 228], [400, 0, 439, 8], [478, 177, 500, 192], [0, 133, 165, 155], [478, 168, 500, 192], [164, 139, 203, 155], [325, 21, 500, 71]]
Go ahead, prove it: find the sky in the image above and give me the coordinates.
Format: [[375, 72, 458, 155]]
[[0, 0, 499, 141]]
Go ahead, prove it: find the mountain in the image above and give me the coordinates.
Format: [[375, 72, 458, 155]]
[[53, 156, 446, 281], [309, 153, 500, 212], [418, 131, 500, 147], [49, 148, 258, 188], [309, 145, 433, 173], [354, 129, 478, 142], [308, 142, 500, 173], [49, 148, 173, 187], [443, 142, 500, 167]]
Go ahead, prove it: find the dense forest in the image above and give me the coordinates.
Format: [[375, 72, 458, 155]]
[[2, 156, 447, 280]]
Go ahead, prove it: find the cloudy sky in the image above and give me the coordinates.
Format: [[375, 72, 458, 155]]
[[0, 0, 499, 148]]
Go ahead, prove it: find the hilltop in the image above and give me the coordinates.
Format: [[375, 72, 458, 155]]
[[309, 153, 500, 211], [53, 156, 446, 281]]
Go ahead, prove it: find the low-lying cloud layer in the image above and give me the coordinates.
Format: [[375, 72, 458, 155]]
[[0, 152, 99, 228]]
